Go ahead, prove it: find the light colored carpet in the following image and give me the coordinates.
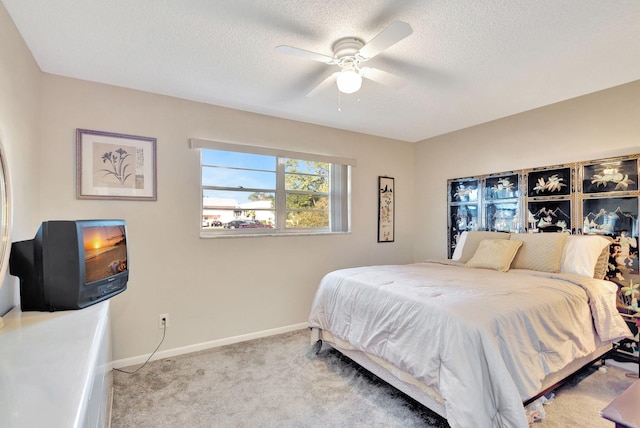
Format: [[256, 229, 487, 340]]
[[112, 329, 636, 427]]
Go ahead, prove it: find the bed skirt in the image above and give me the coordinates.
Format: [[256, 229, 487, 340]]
[[310, 327, 612, 420]]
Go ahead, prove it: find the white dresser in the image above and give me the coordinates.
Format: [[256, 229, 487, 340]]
[[0, 300, 112, 428]]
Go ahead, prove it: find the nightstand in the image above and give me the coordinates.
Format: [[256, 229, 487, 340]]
[[601, 379, 640, 428]]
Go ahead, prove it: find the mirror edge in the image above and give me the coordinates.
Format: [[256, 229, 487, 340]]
[[0, 135, 13, 330]]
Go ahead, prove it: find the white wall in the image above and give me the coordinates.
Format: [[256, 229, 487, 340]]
[[414, 80, 640, 261], [36, 75, 416, 360], [0, 3, 41, 316]]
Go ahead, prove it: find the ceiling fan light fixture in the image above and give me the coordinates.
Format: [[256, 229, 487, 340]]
[[336, 69, 362, 94], [276, 21, 413, 98]]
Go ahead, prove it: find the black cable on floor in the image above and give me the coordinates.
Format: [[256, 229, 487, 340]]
[[113, 322, 166, 375]]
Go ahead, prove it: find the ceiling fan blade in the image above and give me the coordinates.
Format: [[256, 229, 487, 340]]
[[275, 45, 334, 63], [360, 67, 406, 89], [306, 72, 339, 97], [358, 21, 413, 59]]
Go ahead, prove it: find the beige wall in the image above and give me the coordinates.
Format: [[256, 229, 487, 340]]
[[0, 3, 41, 316], [36, 75, 415, 360], [3, 0, 640, 362], [414, 80, 640, 261], [1, 0, 415, 361]]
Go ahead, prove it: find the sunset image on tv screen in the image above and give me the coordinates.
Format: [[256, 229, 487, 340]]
[[83, 225, 127, 284]]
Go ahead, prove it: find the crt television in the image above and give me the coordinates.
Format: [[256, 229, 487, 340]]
[[9, 219, 128, 311]]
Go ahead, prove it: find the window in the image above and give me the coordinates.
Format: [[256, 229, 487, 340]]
[[190, 139, 354, 236]]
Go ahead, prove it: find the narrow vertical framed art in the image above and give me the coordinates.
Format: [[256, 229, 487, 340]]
[[378, 176, 394, 242], [76, 128, 157, 201]]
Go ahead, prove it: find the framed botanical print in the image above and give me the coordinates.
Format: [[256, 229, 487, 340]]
[[76, 128, 157, 201]]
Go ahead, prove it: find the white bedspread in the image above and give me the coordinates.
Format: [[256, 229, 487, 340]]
[[307, 261, 631, 428]]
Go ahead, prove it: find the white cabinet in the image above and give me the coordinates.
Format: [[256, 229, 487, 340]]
[[0, 301, 112, 428]]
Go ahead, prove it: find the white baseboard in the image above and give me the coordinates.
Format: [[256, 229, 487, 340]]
[[112, 322, 308, 369]]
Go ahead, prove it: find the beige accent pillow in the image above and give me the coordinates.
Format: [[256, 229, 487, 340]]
[[560, 235, 613, 278], [466, 239, 523, 272], [510, 233, 568, 272], [592, 242, 611, 280], [453, 231, 511, 263]]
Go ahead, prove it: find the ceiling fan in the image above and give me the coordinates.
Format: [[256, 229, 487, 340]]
[[276, 21, 413, 96]]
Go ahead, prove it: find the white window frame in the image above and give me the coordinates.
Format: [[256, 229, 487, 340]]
[[190, 138, 355, 237]]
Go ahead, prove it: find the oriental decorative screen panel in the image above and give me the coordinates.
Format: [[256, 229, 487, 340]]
[[578, 157, 640, 359], [447, 177, 480, 257], [483, 172, 521, 234], [447, 153, 640, 360], [524, 164, 576, 234]]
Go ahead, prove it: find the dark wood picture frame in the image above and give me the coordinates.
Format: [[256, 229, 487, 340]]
[[378, 176, 394, 242]]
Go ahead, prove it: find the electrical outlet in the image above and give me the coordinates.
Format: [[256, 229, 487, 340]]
[[158, 313, 169, 329]]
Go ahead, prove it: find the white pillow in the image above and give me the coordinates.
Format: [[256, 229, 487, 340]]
[[560, 235, 612, 277], [451, 232, 467, 260]]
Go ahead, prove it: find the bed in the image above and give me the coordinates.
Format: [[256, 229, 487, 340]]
[[308, 232, 632, 428]]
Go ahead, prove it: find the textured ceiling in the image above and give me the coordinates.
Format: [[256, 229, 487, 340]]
[[2, 0, 640, 142]]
